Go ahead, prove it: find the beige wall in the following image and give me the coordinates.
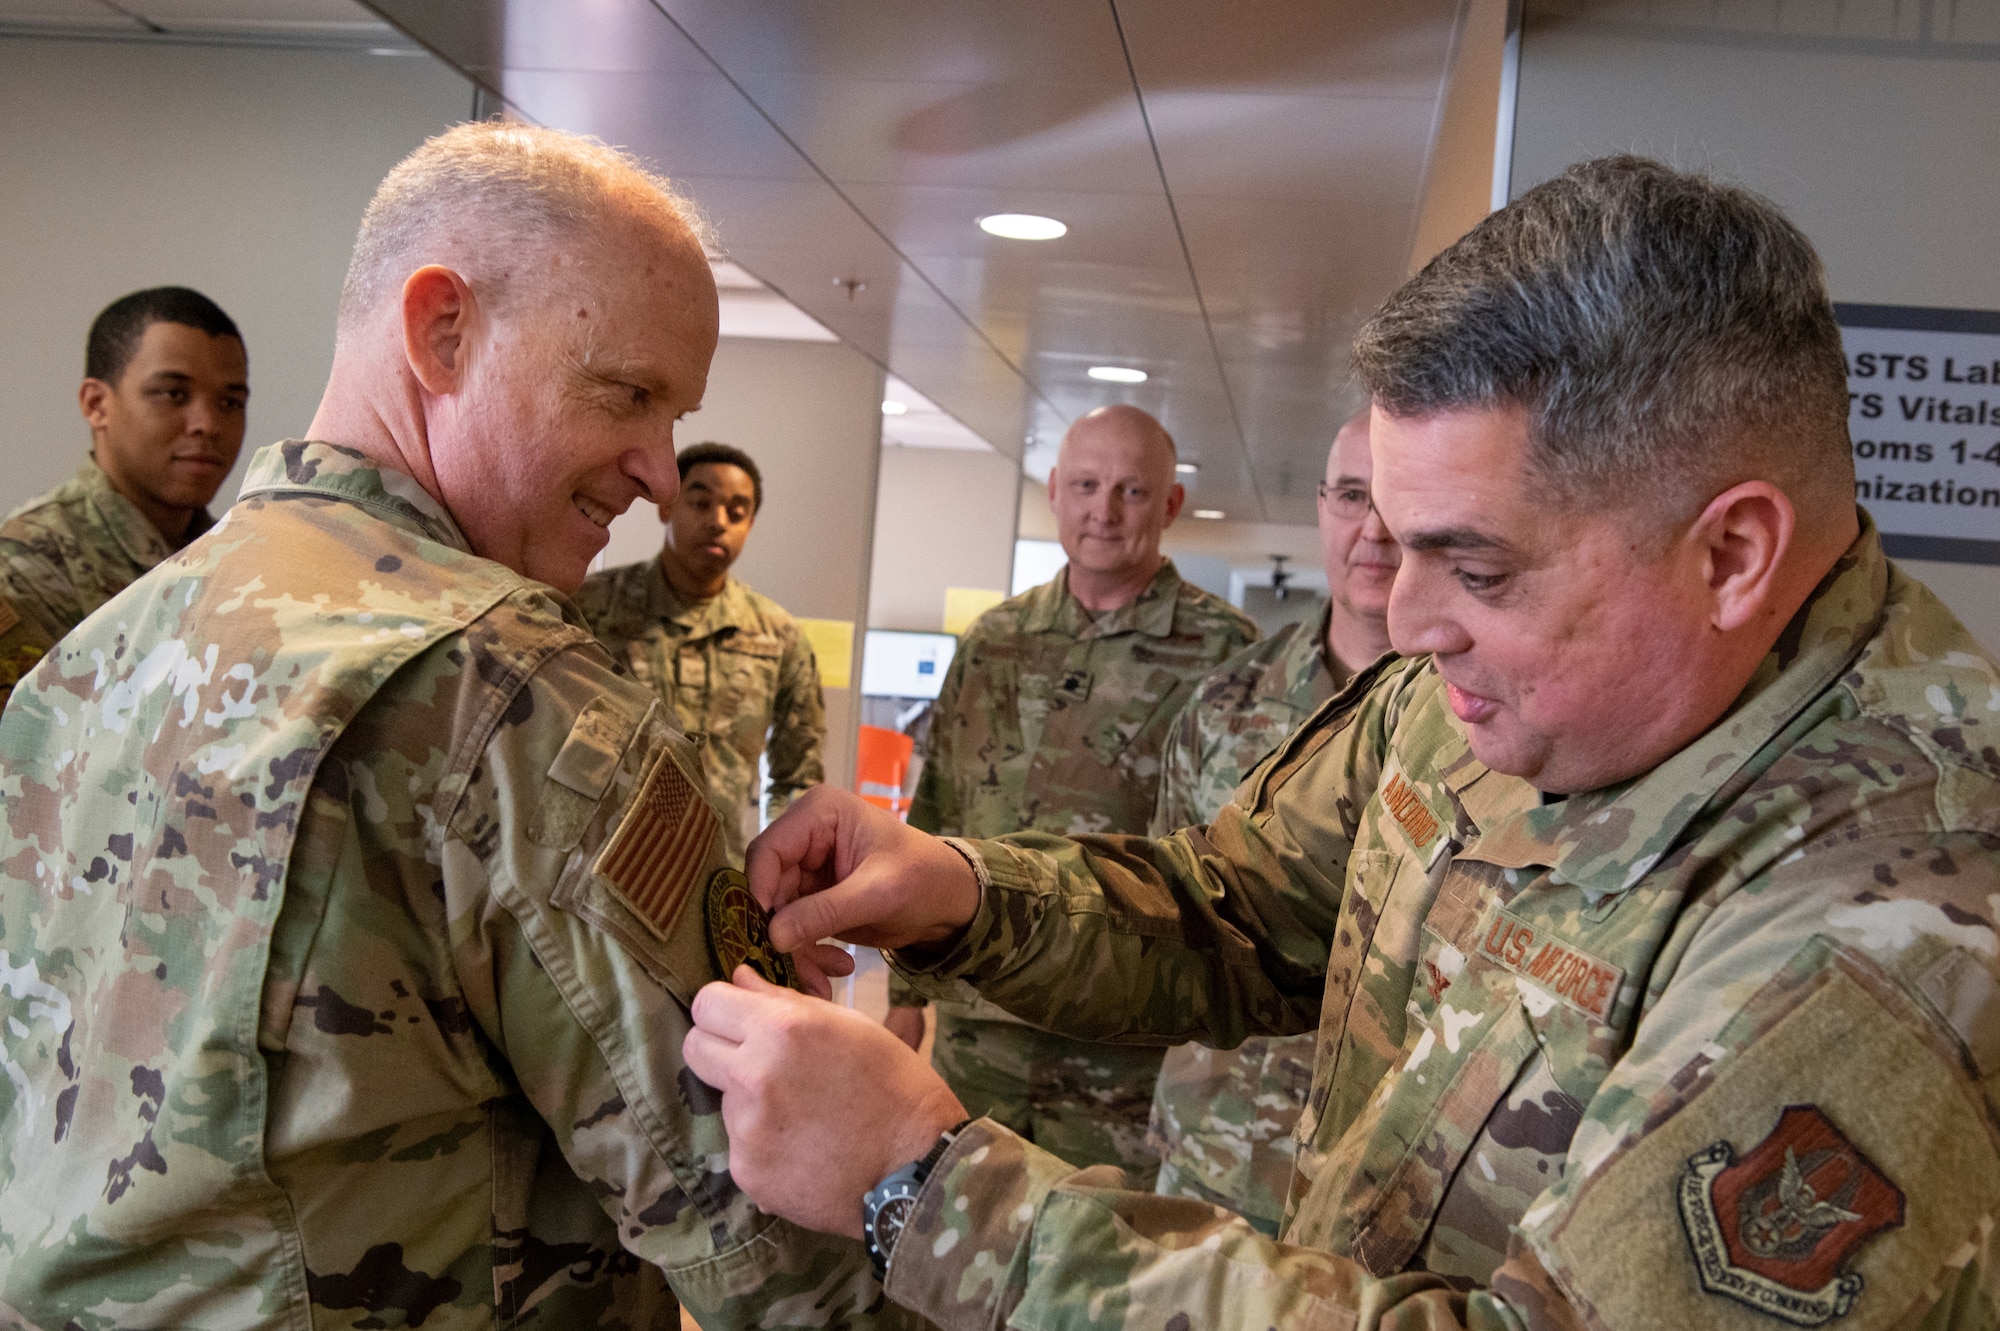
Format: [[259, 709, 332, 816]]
[[0, 36, 472, 512], [1511, 11, 2000, 650], [597, 337, 886, 789], [867, 447, 1019, 632]]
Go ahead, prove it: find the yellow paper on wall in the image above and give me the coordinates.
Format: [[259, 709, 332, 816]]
[[943, 587, 1005, 637], [794, 618, 855, 689]]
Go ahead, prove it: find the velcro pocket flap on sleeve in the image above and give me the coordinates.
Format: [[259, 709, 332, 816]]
[[530, 695, 646, 851], [548, 695, 638, 797]]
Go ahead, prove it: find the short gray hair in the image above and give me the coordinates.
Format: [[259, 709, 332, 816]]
[[1354, 156, 1851, 521], [338, 120, 712, 328]]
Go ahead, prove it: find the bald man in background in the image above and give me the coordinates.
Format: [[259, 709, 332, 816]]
[[886, 404, 1257, 1180]]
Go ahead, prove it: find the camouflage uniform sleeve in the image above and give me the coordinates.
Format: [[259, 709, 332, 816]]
[[890, 662, 1409, 1050], [893, 809, 2000, 1327], [0, 536, 75, 645], [1512, 826, 2000, 1328], [1147, 688, 1209, 838], [763, 620, 826, 821], [906, 638, 970, 840], [886, 1118, 1527, 1331], [897, 640, 979, 1009], [447, 639, 900, 1329]]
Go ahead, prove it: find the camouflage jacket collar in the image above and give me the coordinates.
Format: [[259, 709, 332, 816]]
[[1453, 518, 1891, 900], [1256, 604, 1351, 711], [238, 441, 471, 551], [633, 559, 751, 640], [1021, 559, 1183, 640], [73, 456, 209, 565]]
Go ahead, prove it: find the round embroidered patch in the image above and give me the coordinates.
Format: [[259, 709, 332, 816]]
[[705, 867, 800, 989]]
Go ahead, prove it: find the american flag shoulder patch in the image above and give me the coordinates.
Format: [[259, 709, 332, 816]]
[[592, 743, 718, 939]]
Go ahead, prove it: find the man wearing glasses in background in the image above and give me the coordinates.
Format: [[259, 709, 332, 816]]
[[1146, 407, 1401, 1235]]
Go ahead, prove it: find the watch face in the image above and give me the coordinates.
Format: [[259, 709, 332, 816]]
[[873, 1193, 916, 1254]]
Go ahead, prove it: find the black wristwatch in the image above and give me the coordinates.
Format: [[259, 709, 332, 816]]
[[861, 1119, 973, 1280]]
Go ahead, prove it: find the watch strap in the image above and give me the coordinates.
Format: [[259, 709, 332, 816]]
[[863, 1118, 976, 1280], [916, 1117, 975, 1182]]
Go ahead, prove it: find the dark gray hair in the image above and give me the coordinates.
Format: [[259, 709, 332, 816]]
[[1354, 156, 1852, 521]]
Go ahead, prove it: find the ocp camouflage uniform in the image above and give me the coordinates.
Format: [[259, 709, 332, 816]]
[[575, 560, 825, 866], [0, 457, 213, 709], [0, 595, 54, 709], [901, 561, 1256, 1182], [886, 517, 2000, 1329], [1146, 605, 1360, 1235], [0, 441, 904, 1329]]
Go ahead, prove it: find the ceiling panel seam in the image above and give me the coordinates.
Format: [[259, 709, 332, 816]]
[[95, 0, 165, 33], [646, 0, 1063, 438], [1105, 0, 1267, 521], [1401, 0, 1471, 274]]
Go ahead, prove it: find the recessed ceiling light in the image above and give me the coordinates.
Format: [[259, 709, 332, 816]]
[[1192, 508, 1226, 520], [1174, 461, 1199, 475], [1088, 366, 1148, 384], [978, 213, 1067, 241], [881, 400, 908, 416]]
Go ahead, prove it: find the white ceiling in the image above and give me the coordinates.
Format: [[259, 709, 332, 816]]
[[0, 0, 408, 46], [0, 0, 1502, 522], [370, 0, 1494, 525]]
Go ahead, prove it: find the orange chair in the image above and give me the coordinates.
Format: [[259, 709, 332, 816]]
[[854, 724, 914, 820]]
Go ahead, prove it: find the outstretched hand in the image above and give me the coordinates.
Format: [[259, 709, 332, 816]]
[[746, 786, 982, 959], [684, 966, 967, 1237]]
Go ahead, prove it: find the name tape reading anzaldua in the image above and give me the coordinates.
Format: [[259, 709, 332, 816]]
[[1837, 303, 2000, 566]]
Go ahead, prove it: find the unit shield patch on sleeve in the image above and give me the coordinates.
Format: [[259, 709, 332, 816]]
[[1677, 1103, 1905, 1325]]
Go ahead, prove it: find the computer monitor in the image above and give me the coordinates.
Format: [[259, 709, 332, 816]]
[[860, 629, 956, 700]]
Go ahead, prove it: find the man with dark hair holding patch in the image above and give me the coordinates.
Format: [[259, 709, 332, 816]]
[[577, 440, 826, 865], [690, 156, 2000, 1327], [0, 285, 248, 707]]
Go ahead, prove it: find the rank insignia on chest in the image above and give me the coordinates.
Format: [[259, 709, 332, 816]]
[[706, 867, 800, 989], [1057, 668, 1091, 701], [1676, 1104, 1904, 1326]]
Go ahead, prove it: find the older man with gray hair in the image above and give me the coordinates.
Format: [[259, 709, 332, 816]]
[[0, 122, 904, 1328], [688, 156, 2000, 1327]]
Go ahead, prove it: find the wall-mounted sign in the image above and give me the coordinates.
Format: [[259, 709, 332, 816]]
[[1837, 303, 2000, 565]]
